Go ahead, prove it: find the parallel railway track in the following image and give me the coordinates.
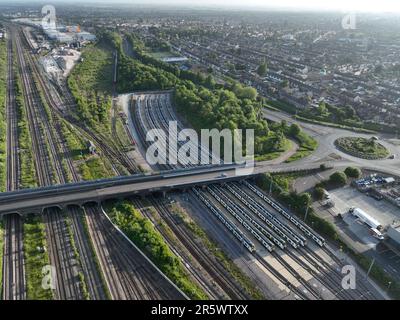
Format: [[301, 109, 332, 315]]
[[149, 197, 250, 299], [14, 28, 84, 299], [85, 206, 184, 300], [2, 32, 26, 300], [17, 27, 185, 300], [132, 91, 383, 300], [132, 198, 223, 299]]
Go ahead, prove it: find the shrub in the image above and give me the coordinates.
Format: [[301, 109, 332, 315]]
[[329, 171, 347, 187], [344, 166, 362, 179], [314, 187, 326, 200]]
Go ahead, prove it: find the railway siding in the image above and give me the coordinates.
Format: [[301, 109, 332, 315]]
[[0, 38, 7, 192], [15, 30, 85, 299], [0, 220, 3, 293], [0, 37, 6, 296], [14, 47, 36, 188], [104, 200, 206, 300]]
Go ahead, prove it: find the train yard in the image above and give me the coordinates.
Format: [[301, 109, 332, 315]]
[[1, 25, 187, 300], [131, 91, 384, 300], [2, 33, 25, 300], [0, 16, 391, 302]]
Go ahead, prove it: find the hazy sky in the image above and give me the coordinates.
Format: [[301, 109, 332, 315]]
[[3, 0, 400, 13], [139, 0, 400, 12]]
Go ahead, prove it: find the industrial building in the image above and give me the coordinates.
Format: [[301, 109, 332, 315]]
[[13, 18, 96, 44]]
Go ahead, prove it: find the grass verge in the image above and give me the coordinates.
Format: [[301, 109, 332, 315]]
[[65, 215, 89, 300], [24, 216, 53, 300], [104, 200, 208, 300], [14, 52, 36, 188]]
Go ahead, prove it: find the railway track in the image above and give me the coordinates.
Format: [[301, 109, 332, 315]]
[[2, 214, 25, 300], [2, 31, 26, 300], [85, 206, 184, 300], [316, 246, 381, 300], [17, 27, 186, 300], [132, 94, 260, 298], [149, 197, 250, 299], [132, 91, 384, 300], [132, 198, 224, 299], [240, 179, 382, 299], [13, 28, 87, 300], [42, 210, 83, 300], [17, 29, 118, 300], [29, 52, 138, 175]]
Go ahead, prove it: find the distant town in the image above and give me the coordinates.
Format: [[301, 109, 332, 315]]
[[0, 1, 399, 306]]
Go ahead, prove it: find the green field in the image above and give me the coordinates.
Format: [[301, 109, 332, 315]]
[[69, 45, 113, 94], [255, 137, 292, 161], [286, 131, 318, 162], [335, 137, 389, 159], [147, 51, 177, 60], [68, 44, 113, 132], [79, 157, 113, 180]]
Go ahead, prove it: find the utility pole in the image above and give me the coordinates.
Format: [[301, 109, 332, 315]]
[[365, 258, 375, 280], [269, 179, 273, 195], [304, 204, 309, 222]]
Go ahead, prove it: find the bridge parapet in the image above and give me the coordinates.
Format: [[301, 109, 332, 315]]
[[0, 164, 251, 216]]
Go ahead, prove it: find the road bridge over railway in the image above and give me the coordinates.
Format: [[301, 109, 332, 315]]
[[0, 162, 331, 216]]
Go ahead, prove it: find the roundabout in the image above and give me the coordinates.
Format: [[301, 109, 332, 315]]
[[334, 137, 390, 160]]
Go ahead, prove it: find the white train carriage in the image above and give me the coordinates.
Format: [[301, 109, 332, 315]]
[[244, 181, 326, 247]]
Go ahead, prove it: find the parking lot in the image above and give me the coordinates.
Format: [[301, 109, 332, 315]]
[[329, 186, 400, 228], [313, 186, 400, 282]]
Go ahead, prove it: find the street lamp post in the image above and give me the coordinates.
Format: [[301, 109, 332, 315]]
[[304, 204, 309, 222], [365, 258, 376, 280]]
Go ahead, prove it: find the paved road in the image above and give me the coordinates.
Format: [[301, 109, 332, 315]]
[[262, 108, 400, 176]]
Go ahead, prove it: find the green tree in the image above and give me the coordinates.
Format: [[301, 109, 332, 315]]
[[205, 74, 216, 89], [344, 105, 356, 119], [237, 87, 258, 100], [318, 101, 327, 115], [314, 187, 326, 200], [281, 80, 289, 88], [329, 171, 347, 186], [299, 192, 312, 207], [344, 167, 361, 179], [289, 123, 302, 137], [256, 60, 268, 76]]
